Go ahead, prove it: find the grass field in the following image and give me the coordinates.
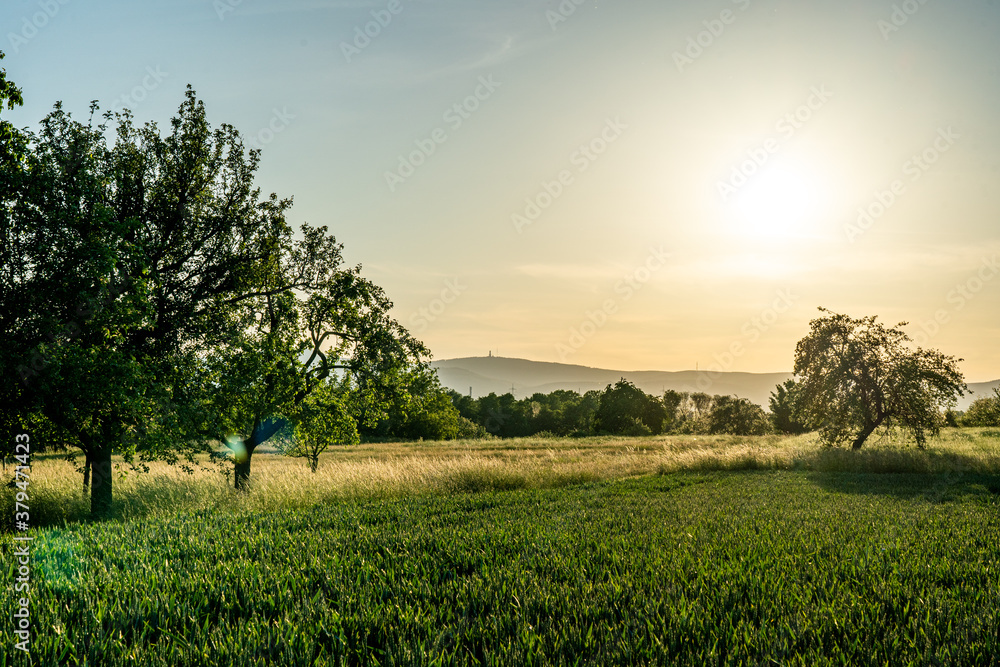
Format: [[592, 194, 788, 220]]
[[3, 430, 1000, 665]]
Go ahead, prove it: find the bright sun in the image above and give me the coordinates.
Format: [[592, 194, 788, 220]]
[[730, 163, 829, 240]]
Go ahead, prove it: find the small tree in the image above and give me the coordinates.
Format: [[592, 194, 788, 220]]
[[211, 271, 425, 489], [794, 309, 966, 449], [280, 380, 360, 472]]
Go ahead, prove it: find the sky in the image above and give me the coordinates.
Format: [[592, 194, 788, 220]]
[[3, 0, 999, 381]]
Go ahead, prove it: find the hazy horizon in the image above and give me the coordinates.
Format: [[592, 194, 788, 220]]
[[4, 0, 999, 381]]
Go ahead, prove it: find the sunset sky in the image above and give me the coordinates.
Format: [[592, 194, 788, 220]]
[[4, 0, 999, 380]]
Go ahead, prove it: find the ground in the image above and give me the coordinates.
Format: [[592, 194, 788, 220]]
[[2, 430, 999, 665]]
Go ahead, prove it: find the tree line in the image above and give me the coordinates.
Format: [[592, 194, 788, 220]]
[[446, 382, 774, 438]]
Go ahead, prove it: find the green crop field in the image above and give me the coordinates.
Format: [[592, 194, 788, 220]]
[[3, 432, 1000, 665]]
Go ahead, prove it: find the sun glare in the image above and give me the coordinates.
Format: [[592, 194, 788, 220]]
[[730, 163, 829, 240]]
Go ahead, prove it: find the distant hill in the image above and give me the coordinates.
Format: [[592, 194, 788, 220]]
[[432, 356, 999, 411]]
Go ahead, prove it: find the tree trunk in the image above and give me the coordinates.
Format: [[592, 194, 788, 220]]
[[234, 452, 253, 491], [233, 418, 284, 491], [851, 413, 887, 450], [90, 447, 113, 518], [310, 455, 318, 473], [234, 430, 258, 492], [82, 451, 92, 494]]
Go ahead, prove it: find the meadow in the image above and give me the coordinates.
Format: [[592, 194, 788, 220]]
[[2, 429, 1000, 665]]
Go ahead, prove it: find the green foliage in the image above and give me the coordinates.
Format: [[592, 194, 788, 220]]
[[769, 379, 810, 434], [662, 389, 685, 430], [0, 50, 25, 165], [209, 214, 427, 487], [962, 388, 1000, 427], [2, 94, 247, 513], [443, 386, 785, 439], [794, 309, 966, 449], [277, 378, 360, 472], [359, 364, 468, 441], [593, 379, 666, 435], [707, 395, 772, 436], [3, 472, 998, 664], [398, 389, 462, 441]]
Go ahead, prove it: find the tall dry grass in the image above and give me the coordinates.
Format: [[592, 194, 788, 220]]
[[4, 428, 1000, 528]]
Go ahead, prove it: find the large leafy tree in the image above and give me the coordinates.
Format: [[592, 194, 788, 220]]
[[2, 88, 303, 516], [793, 309, 966, 449]]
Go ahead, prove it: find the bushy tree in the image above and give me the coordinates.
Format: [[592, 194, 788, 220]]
[[962, 388, 1000, 427], [446, 388, 600, 438], [357, 365, 482, 441], [671, 392, 712, 434], [593, 379, 666, 436], [769, 379, 810, 434], [690, 392, 712, 418], [448, 390, 480, 424], [794, 309, 966, 449], [477, 392, 533, 438], [708, 396, 772, 436], [562, 390, 601, 435]]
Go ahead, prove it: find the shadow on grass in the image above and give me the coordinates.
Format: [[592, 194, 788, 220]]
[[808, 471, 1000, 501]]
